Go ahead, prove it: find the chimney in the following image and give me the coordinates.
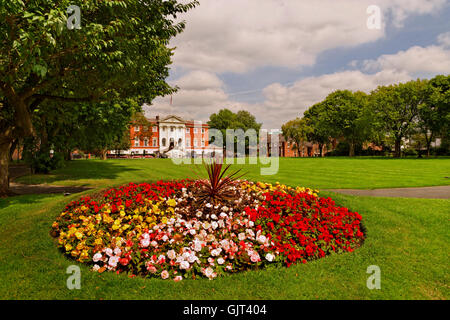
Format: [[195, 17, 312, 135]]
[[156, 115, 159, 122]]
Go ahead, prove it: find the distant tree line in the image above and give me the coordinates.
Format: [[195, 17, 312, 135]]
[[282, 75, 450, 158]]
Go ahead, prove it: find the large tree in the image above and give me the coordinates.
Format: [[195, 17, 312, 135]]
[[281, 117, 311, 157], [369, 79, 429, 157], [302, 102, 331, 157], [319, 90, 369, 157], [425, 75, 450, 153], [0, 0, 197, 195], [207, 109, 262, 154]]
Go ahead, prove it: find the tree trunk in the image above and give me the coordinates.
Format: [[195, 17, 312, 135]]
[[349, 141, 355, 157], [65, 149, 72, 161], [0, 138, 12, 197], [319, 143, 324, 157], [394, 139, 402, 158], [101, 149, 107, 160]]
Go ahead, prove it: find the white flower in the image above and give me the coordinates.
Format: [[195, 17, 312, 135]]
[[140, 238, 150, 248], [196, 211, 203, 218], [93, 252, 103, 262], [211, 221, 218, 230], [92, 264, 100, 271], [205, 203, 212, 208], [249, 221, 254, 227], [108, 256, 119, 267], [179, 261, 190, 270], [167, 250, 176, 260], [142, 233, 150, 239], [204, 267, 214, 278], [217, 258, 225, 265], [187, 253, 198, 264], [219, 212, 228, 219], [257, 235, 267, 244], [193, 240, 203, 252], [162, 235, 169, 242], [113, 247, 122, 256], [211, 214, 218, 220], [265, 253, 275, 262], [238, 233, 246, 241], [189, 229, 196, 235], [203, 222, 211, 229], [105, 248, 113, 256], [151, 240, 158, 247], [210, 248, 222, 256]]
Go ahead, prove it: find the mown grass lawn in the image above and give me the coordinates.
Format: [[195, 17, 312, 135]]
[[15, 157, 450, 189], [2, 157, 449, 299]]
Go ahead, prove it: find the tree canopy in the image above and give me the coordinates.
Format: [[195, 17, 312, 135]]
[[0, 0, 198, 195]]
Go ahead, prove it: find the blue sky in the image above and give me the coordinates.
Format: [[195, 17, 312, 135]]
[[148, 0, 450, 129]]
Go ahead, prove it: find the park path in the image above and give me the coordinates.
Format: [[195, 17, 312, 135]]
[[327, 185, 450, 199], [9, 182, 91, 196], [7, 165, 91, 196]]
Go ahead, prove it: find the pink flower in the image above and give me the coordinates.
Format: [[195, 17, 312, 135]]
[[161, 270, 169, 279], [174, 276, 183, 282], [140, 238, 150, 248], [146, 263, 157, 273]]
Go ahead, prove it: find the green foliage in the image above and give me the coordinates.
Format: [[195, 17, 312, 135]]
[[281, 118, 312, 156], [369, 79, 429, 157], [27, 151, 65, 174], [208, 109, 262, 150]]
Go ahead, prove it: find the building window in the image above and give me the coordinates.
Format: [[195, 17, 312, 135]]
[[186, 139, 190, 147], [143, 126, 148, 132], [201, 140, 205, 147], [178, 138, 182, 146], [201, 128, 205, 134], [186, 128, 190, 133], [134, 125, 140, 132], [194, 128, 198, 133], [152, 138, 157, 147], [144, 138, 148, 147], [162, 138, 166, 147], [170, 127, 174, 132], [194, 139, 198, 147], [152, 126, 158, 132], [134, 137, 139, 146]]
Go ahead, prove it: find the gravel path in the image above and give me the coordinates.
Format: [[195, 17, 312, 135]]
[[327, 185, 450, 199]]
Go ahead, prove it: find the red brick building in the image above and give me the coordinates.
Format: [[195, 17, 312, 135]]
[[111, 115, 222, 158]]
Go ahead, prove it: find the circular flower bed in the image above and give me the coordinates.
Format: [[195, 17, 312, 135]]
[[51, 179, 365, 281]]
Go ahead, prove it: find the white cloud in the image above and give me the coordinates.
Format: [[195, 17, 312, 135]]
[[437, 31, 450, 48], [148, 69, 412, 129], [362, 34, 450, 74], [257, 69, 412, 128], [172, 0, 445, 73], [146, 1, 448, 130]]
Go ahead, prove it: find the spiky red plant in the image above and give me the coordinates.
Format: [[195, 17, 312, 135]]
[[195, 161, 245, 204]]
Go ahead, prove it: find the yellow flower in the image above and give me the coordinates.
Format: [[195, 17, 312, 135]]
[[152, 205, 160, 214], [75, 231, 83, 240], [65, 244, 73, 251], [166, 198, 177, 207], [120, 210, 126, 217], [94, 238, 103, 245]]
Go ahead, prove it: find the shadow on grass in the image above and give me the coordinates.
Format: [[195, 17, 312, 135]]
[[15, 159, 141, 186], [0, 193, 61, 210]]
